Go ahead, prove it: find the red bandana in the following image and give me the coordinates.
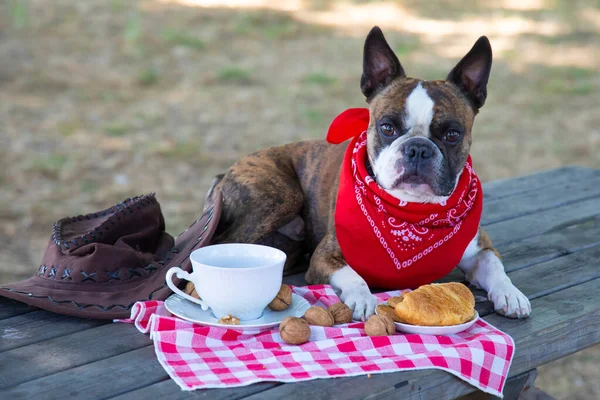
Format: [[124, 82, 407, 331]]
[[329, 109, 483, 289]]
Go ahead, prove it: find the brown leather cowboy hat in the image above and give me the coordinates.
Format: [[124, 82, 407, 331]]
[[0, 191, 221, 319]]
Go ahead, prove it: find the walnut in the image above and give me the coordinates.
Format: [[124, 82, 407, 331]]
[[303, 306, 334, 327], [387, 295, 404, 308], [376, 304, 404, 323], [328, 302, 353, 324], [279, 317, 311, 345], [218, 315, 240, 325], [365, 314, 395, 336], [268, 284, 293, 311], [184, 281, 201, 300]]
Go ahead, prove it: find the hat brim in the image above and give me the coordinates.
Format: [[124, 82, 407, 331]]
[[0, 192, 222, 320]]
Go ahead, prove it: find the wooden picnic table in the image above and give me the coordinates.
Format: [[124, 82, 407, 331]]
[[1, 166, 599, 399]]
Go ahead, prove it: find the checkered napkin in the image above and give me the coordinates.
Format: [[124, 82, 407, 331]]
[[118, 285, 514, 397]]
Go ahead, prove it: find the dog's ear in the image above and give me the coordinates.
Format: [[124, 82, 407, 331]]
[[360, 26, 405, 99], [447, 36, 492, 109]]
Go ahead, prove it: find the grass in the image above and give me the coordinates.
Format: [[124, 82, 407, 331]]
[[1, 2, 599, 397], [394, 37, 421, 57], [543, 79, 593, 95], [9, 0, 28, 29], [136, 67, 159, 87], [110, 0, 125, 13], [302, 108, 326, 127], [23, 154, 68, 177], [304, 72, 337, 86], [418, 67, 452, 81], [124, 11, 143, 54], [538, 66, 595, 95], [162, 30, 206, 50], [216, 67, 252, 84], [527, 102, 553, 117], [233, 12, 299, 39], [104, 123, 128, 137], [56, 120, 82, 137], [80, 180, 97, 193], [500, 48, 519, 62], [154, 140, 204, 160]]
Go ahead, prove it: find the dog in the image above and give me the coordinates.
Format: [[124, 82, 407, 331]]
[[204, 26, 531, 322]]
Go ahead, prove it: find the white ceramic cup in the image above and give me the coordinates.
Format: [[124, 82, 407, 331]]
[[166, 243, 286, 321]]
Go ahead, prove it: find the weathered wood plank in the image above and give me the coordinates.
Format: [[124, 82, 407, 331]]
[[0, 311, 107, 353], [391, 280, 599, 399], [114, 246, 600, 400], [500, 369, 539, 400], [482, 167, 598, 200], [288, 213, 600, 288], [505, 244, 600, 300], [100, 250, 600, 400], [485, 198, 600, 246], [438, 241, 600, 316], [498, 213, 600, 272], [441, 240, 600, 317], [481, 174, 600, 225], [2, 167, 598, 400], [109, 378, 279, 400], [0, 297, 36, 320], [366, 369, 538, 400], [486, 280, 600, 375], [454, 240, 600, 302], [0, 346, 167, 400], [518, 386, 557, 400], [248, 278, 600, 400], [0, 323, 151, 389], [457, 369, 537, 400]]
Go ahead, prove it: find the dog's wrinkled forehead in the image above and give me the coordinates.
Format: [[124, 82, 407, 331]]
[[370, 77, 475, 137]]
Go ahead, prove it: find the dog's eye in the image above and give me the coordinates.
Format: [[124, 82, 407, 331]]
[[380, 123, 395, 137], [445, 130, 461, 143]]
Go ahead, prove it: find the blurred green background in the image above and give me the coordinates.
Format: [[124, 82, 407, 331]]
[[0, 1, 598, 397]]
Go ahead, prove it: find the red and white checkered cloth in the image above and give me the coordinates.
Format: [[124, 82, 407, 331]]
[[118, 285, 514, 397]]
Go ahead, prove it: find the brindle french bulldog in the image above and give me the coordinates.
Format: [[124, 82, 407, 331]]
[[203, 26, 531, 322]]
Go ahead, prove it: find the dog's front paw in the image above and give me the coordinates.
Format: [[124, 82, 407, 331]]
[[341, 287, 378, 322], [488, 280, 531, 319], [330, 265, 378, 321]]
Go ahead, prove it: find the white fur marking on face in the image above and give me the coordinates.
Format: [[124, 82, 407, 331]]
[[404, 82, 434, 138], [371, 81, 448, 204], [377, 151, 463, 204], [330, 265, 378, 321], [372, 140, 406, 190]]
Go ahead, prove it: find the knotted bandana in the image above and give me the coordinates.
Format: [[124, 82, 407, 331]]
[[330, 109, 483, 289]]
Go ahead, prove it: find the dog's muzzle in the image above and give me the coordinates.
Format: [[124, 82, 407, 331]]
[[396, 137, 442, 181]]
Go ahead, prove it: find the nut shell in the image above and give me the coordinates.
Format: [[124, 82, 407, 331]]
[[328, 302, 353, 324], [376, 304, 404, 323], [184, 282, 201, 300], [218, 315, 240, 325], [268, 284, 293, 311], [365, 314, 395, 336], [303, 306, 335, 327], [279, 317, 311, 345]]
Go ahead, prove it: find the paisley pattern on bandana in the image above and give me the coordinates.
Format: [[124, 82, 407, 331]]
[[331, 109, 483, 289]]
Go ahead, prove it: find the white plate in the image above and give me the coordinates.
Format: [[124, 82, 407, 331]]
[[164, 292, 311, 330], [376, 304, 479, 335]]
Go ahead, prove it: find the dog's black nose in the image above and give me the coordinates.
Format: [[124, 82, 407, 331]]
[[404, 142, 433, 162]]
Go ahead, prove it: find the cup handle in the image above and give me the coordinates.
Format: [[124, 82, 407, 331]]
[[165, 267, 209, 310]]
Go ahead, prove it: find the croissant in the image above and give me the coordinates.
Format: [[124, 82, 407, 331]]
[[394, 282, 475, 326]]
